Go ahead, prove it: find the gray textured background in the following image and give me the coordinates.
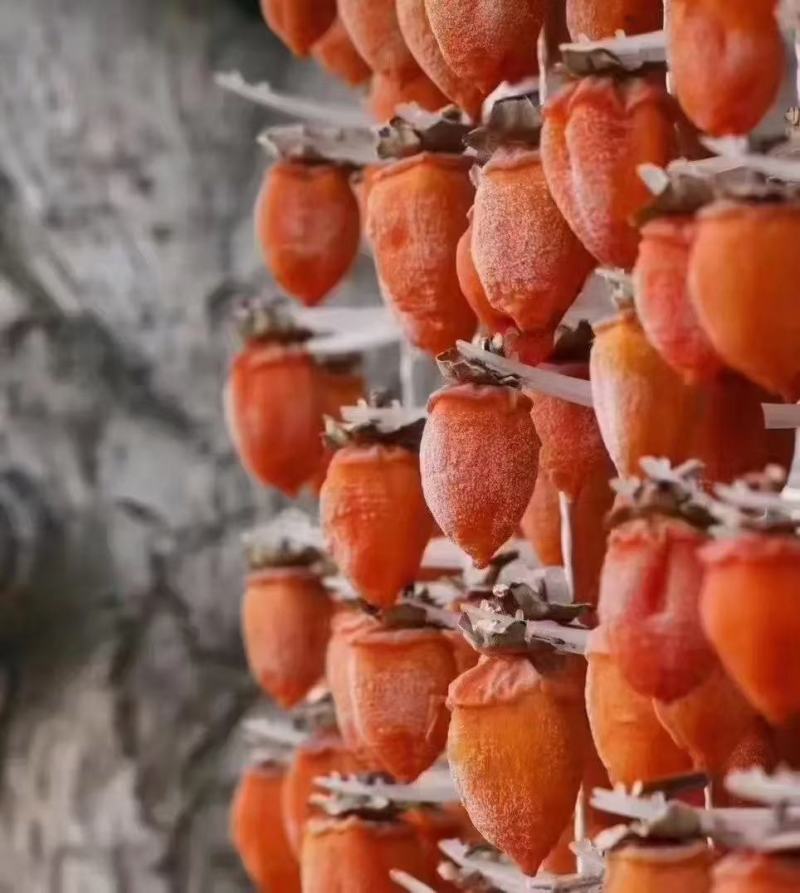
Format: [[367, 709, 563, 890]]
[[0, 1, 388, 889]]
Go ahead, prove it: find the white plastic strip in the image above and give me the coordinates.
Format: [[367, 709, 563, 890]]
[[306, 325, 404, 356], [390, 871, 437, 893], [726, 768, 800, 805], [560, 30, 666, 69], [763, 403, 800, 430], [243, 717, 309, 748], [702, 136, 800, 182], [215, 71, 371, 127], [339, 403, 427, 430], [456, 341, 595, 407], [316, 767, 458, 804], [292, 305, 394, 332]]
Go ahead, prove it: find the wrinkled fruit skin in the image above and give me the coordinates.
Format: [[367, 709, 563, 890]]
[[605, 842, 713, 893], [421, 384, 539, 568], [255, 160, 361, 307], [566, 0, 663, 40], [590, 311, 705, 476], [396, 0, 485, 121], [231, 767, 301, 892], [225, 344, 323, 496], [542, 75, 677, 270], [338, 0, 419, 79], [599, 518, 716, 703], [260, 0, 336, 56], [368, 69, 447, 120], [472, 148, 594, 337], [447, 656, 587, 875], [701, 536, 800, 725], [633, 215, 722, 382], [586, 630, 692, 786], [669, 0, 783, 136], [301, 817, 434, 893], [690, 201, 800, 401], [349, 627, 459, 782], [424, 0, 543, 94], [653, 665, 761, 775], [521, 470, 563, 567], [367, 153, 476, 353], [456, 219, 513, 334], [713, 853, 800, 892], [282, 733, 363, 856], [241, 568, 332, 709], [321, 444, 433, 608], [311, 17, 371, 85]]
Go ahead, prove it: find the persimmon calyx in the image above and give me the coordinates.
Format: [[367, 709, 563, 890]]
[[376, 111, 471, 160], [234, 297, 314, 344], [436, 342, 521, 389], [465, 95, 542, 160], [309, 786, 403, 822]]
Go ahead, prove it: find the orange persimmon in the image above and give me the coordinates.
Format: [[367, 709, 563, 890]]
[[302, 815, 435, 892], [282, 732, 363, 856], [605, 841, 714, 893], [541, 74, 677, 270], [701, 535, 800, 725], [633, 215, 723, 382], [367, 69, 448, 120], [653, 666, 760, 776], [668, 0, 783, 137], [367, 153, 476, 353], [599, 517, 715, 703], [713, 852, 800, 892], [348, 625, 459, 781], [690, 200, 800, 401], [260, 0, 336, 56], [420, 384, 539, 568], [231, 765, 301, 892], [310, 364, 366, 492], [542, 820, 577, 875], [338, 0, 420, 80], [255, 160, 360, 306], [521, 469, 564, 567], [321, 444, 434, 608], [396, 0, 485, 121], [586, 628, 693, 786], [590, 310, 706, 476], [312, 16, 371, 85], [241, 566, 333, 709], [566, 0, 663, 40], [225, 339, 324, 496], [456, 217, 514, 334], [447, 655, 587, 875], [472, 148, 594, 336], [424, 0, 543, 94]]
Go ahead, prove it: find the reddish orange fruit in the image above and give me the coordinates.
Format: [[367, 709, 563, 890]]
[[424, 0, 543, 94], [590, 311, 706, 476], [541, 74, 677, 270], [231, 765, 301, 892], [634, 215, 723, 382], [586, 628, 693, 786], [241, 566, 332, 709], [312, 17, 371, 85], [456, 218, 514, 334], [338, 0, 420, 80], [348, 625, 459, 782], [321, 444, 433, 608], [472, 148, 594, 336], [420, 384, 539, 567], [713, 853, 800, 892], [255, 160, 361, 307], [653, 668, 764, 774], [669, 0, 783, 137], [282, 732, 363, 856], [367, 153, 476, 353], [521, 469, 564, 567], [301, 815, 435, 892], [566, 0, 664, 40], [690, 200, 800, 401], [407, 805, 478, 890], [605, 841, 713, 893], [396, 0, 486, 121], [367, 69, 448, 120], [310, 364, 366, 493], [225, 339, 324, 496], [599, 517, 716, 703], [701, 535, 800, 725], [447, 655, 587, 875], [260, 0, 336, 56], [542, 820, 577, 875]]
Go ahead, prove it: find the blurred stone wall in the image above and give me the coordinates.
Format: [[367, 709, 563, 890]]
[[0, 0, 380, 889]]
